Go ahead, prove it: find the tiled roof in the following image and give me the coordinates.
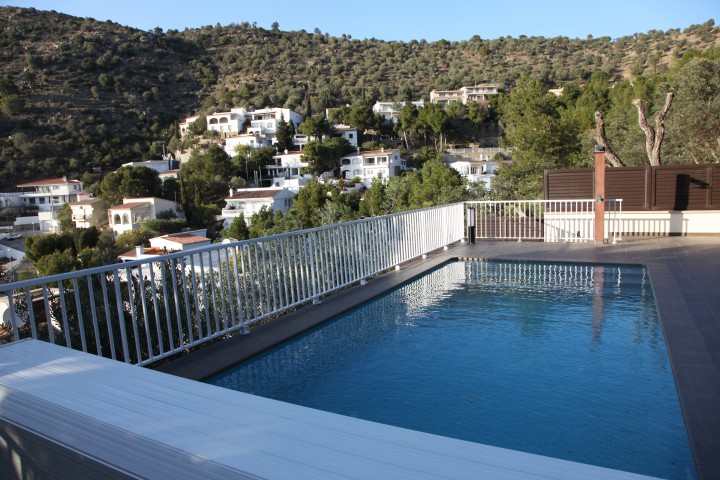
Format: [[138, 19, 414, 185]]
[[227, 189, 285, 200], [17, 178, 81, 187], [159, 233, 209, 245], [343, 149, 399, 157], [109, 202, 150, 210], [118, 247, 170, 258]]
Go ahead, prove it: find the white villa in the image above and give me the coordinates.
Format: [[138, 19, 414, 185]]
[[178, 116, 200, 137], [430, 84, 499, 105], [121, 159, 179, 174], [224, 133, 273, 157], [220, 188, 294, 228], [181, 107, 304, 155], [333, 124, 359, 147], [69, 197, 108, 229], [107, 197, 182, 237], [206, 107, 248, 137], [372, 100, 425, 123], [339, 148, 407, 188], [13, 177, 84, 232], [446, 159, 509, 188], [292, 133, 311, 150], [117, 230, 212, 279], [118, 231, 211, 262], [247, 108, 303, 140], [267, 151, 310, 193]]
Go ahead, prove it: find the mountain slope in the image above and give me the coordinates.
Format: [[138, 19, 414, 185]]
[[0, 7, 717, 190]]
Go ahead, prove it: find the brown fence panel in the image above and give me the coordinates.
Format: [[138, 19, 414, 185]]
[[545, 164, 718, 211]]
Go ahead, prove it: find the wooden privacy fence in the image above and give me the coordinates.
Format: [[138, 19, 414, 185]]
[[544, 164, 720, 211]]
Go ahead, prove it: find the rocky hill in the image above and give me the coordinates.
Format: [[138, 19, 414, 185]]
[[0, 6, 717, 190]]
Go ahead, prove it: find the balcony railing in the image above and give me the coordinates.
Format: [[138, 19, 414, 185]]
[[465, 199, 623, 242], [0, 203, 464, 365], [0, 200, 623, 365]]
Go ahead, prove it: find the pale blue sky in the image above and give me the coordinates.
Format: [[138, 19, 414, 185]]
[[4, 0, 719, 42]]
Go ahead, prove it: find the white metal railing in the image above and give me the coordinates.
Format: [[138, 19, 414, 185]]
[[0, 203, 464, 366], [465, 199, 623, 242]]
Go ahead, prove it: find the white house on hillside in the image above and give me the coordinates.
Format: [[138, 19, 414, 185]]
[[223, 133, 273, 157], [372, 101, 425, 123], [69, 197, 108, 229], [179, 116, 200, 137], [267, 151, 310, 193], [430, 84, 499, 105], [219, 188, 294, 228], [446, 158, 511, 188], [121, 159, 179, 174], [117, 230, 212, 279], [118, 231, 211, 262], [339, 149, 407, 187], [206, 107, 248, 137], [333, 124, 359, 147], [13, 177, 84, 232], [107, 197, 182, 237], [247, 108, 303, 139]]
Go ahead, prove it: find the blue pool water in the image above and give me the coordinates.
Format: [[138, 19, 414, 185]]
[[208, 260, 696, 479]]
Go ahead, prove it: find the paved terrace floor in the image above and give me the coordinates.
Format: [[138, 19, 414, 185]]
[[1, 237, 718, 479]]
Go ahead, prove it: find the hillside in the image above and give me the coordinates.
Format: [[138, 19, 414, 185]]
[[0, 6, 718, 190], [0, 7, 206, 190]]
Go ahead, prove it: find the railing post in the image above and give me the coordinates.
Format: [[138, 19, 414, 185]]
[[594, 145, 606, 243], [467, 207, 476, 244]]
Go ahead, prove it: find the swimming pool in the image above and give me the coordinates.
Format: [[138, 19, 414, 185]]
[[208, 260, 696, 479]]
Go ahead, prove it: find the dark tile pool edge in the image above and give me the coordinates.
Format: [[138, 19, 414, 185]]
[[155, 247, 457, 381]]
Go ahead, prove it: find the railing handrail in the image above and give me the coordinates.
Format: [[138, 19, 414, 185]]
[[0, 202, 463, 294]]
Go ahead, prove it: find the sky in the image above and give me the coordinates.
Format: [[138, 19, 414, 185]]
[[4, 0, 719, 42]]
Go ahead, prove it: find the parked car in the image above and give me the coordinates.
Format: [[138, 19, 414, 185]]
[[5, 233, 22, 240]]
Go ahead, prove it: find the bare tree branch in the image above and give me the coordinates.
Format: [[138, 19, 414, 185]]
[[632, 99, 656, 165], [633, 92, 674, 166], [594, 111, 624, 167], [651, 92, 674, 163]]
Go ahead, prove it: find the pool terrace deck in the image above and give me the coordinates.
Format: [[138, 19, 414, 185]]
[[2, 237, 718, 479]]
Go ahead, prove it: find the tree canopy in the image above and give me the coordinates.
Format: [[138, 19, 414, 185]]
[[98, 166, 163, 206]]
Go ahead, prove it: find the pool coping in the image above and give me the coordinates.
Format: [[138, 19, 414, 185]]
[[157, 237, 720, 480]]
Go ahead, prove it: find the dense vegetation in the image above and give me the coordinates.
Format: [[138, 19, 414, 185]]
[[1, 6, 718, 191]]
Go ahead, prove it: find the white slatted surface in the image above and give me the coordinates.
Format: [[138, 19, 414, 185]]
[[0, 340, 659, 480]]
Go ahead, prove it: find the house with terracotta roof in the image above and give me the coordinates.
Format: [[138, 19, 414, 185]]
[[219, 188, 294, 228], [118, 231, 211, 262], [13, 177, 84, 232], [339, 148, 407, 188], [117, 230, 211, 279], [107, 197, 182, 237], [69, 197, 108, 229]]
